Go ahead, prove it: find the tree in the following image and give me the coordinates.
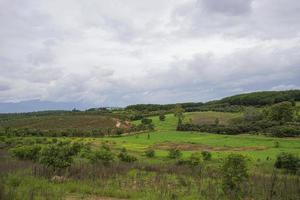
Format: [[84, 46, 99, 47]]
[[268, 101, 294, 122], [141, 118, 155, 131], [173, 104, 184, 120], [222, 154, 248, 198]]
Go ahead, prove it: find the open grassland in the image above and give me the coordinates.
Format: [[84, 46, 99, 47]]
[[1, 111, 300, 199], [0, 115, 117, 130], [78, 112, 300, 168], [184, 111, 241, 125]]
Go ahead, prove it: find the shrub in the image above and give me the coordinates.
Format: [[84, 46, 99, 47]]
[[10, 145, 41, 161], [274, 153, 299, 173], [222, 154, 248, 197], [118, 148, 137, 162], [39, 143, 78, 170], [201, 151, 212, 161], [189, 152, 202, 166], [159, 113, 166, 121], [145, 149, 155, 158], [266, 125, 300, 137], [168, 148, 182, 159], [91, 145, 115, 163], [141, 118, 152, 125]]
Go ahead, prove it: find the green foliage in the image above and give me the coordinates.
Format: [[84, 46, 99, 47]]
[[168, 148, 182, 159], [243, 107, 262, 121], [118, 148, 137, 162], [10, 145, 41, 161], [91, 145, 115, 163], [188, 152, 202, 166], [220, 90, 300, 106], [159, 113, 166, 121], [201, 151, 212, 161], [173, 104, 184, 120], [144, 149, 155, 158], [221, 154, 248, 197], [274, 153, 299, 173], [39, 143, 79, 170], [268, 101, 294, 122]]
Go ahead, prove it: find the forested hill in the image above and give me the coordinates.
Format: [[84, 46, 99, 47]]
[[219, 90, 300, 106], [125, 90, 300, 111]]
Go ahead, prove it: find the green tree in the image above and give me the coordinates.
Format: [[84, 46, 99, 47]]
[[268, 101, 294, 122], [173, 104, 184, 120], [222, 154, 248, 198]]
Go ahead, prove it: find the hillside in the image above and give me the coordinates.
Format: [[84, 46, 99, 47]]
[[219, 90, 300, 106]]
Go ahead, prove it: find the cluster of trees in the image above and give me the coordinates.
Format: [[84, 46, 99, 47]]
[[220, 90, 300, 106], [178, 101, 300, 137]]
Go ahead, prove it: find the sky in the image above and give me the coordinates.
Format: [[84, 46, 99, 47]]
[[0, 0, 300, 112]]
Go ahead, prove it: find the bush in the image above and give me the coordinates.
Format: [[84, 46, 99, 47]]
[[39, 143, 78, 170], [222, 154, 248, 197], [145, 149, 155, 158], [10, 145, 41, 161], [168, 148, 182, 159], [118, 148, 137, 162], [201, 151, 212, 161], [274, 153, 299, 173], [91, 145, 115, 163], [266, 125, 300, 137], [189, 152, 202, 166], [159, 113, 166, 121], [141, 118, 152, 125]]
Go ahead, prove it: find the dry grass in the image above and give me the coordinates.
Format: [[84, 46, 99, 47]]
[[0, 115, 118, 130]]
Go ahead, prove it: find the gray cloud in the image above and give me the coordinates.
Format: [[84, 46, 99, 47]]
[[0, 0, 299, 111]]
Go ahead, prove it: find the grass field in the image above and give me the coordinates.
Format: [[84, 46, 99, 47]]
[[184, 111, 241, 125], [1, 111, 300, 199], [78, 112, 300, 169]]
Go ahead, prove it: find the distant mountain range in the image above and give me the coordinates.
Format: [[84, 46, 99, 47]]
[[0, 100, 89, 113]]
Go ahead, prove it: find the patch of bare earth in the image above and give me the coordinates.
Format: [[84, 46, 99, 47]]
[[153, 142, 267, 152]]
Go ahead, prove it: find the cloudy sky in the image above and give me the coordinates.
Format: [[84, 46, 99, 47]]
[[0, 0, 300, 112]]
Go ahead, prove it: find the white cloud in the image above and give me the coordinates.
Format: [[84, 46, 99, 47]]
[[0, 0, 299, 109]]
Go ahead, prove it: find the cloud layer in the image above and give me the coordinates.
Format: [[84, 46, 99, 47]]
[[0, 0, 300, 110]]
